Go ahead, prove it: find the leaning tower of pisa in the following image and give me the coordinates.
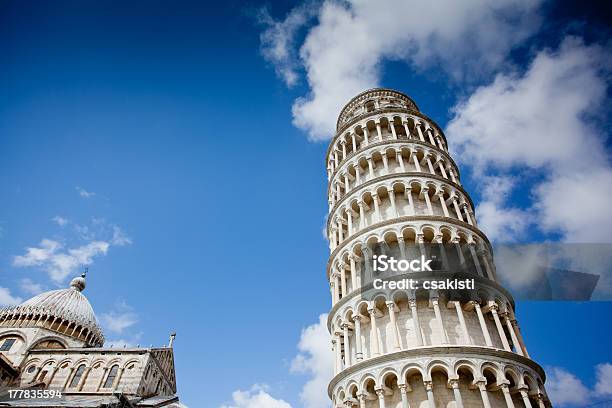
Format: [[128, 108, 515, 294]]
[[325, 89, 550, 408]]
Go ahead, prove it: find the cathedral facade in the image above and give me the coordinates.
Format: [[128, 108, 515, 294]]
[[0, 274, 180, 407], [325, 89, 551, 407]]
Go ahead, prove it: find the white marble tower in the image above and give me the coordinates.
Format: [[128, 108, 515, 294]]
[[325, 89, 551, 408]]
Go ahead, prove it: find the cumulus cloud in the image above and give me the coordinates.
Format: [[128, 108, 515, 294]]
[[13, 221, 131, 282], [447, 37, 612, 242], [0, 287, 22, 306], [290, 314, 332, 408], [13, 239, 110, 282], [546, 363, 612, 406], [594, 363, 612, 396], [260, 0, 542, 139], [546, 366, 591, 406], [220, 384, 292, 408], [100, 301, 138, 334], [258, 3, 317, 87], [19, 278, 44, 295]]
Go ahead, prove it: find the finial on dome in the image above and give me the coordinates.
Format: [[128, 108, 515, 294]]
[[69, 267, 88, 291]]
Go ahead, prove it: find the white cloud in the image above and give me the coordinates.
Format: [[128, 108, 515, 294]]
[[594, 363, 612, 396], [447, 37, 612, 242], [220, 384, 292, 408], [13, 239, 109, 282], [290, 314, 332, 408], [19, 278, 44, 295], [260, 0, 542, 140], [258, 3, 316, 87], [52, 216, 68, 226], [546, 363, 612, 406], [473, 176, 531, 241], [13, 221, 132, 282], [546, 366, 591, 406], [100, 300, 138, 334], [76, 186, 96, 198], [0, 287, 22, 306]]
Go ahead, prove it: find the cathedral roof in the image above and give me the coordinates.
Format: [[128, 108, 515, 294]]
[[0, 273, 104, 346]]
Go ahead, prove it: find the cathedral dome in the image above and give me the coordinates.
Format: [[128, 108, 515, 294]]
[[0, 273, 104, 346]]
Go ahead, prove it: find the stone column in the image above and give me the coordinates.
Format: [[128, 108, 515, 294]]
[[349, 255, 357, 291], [405, 188, 415, 215], [403, 120, 410, 138], [386, 301, 401, 350], [112, 367, 125, 391], [426, 126, 436, 145], [342, 323, 352, 367], [340, 263, 347, 298], [358, 202, 366, 229], [353, 315, 363, 361], [372, 194, 382, 222], [341, 141, 347, 158], [504, 313, 524, 356], [332, 273, 340, 303], [367, 157, 375, 178], [452, 197, 464, 221], [78, 366, 92, 391], [346, 209, 353, 237], [376, 121, 382, 140], [351, 132, 358, 151], [471, 301, 493, 346], [462, 203, 474, 226], [398, 384, 411, 408], [437, 161, 448, 178], [368, 307, 380, 356], [448, 168, 458, 184], [382, 154, 389, 174], [358, 394, 367, 408], [520, 388, 533, 408], [454, 301, 472, 345], [490, 304, 511, 351], [501, 383, 515, 408], [376, 388, 386, 408], [96, 367, 109, 391], [416, 122, 425, 142], [390, 121, 398, 139], [388, 189, 398, 217], [422, 187, 433, 215], [425, 155, 436, 174], [409, 299, 423, 346], [363, 126, 370, 145], [432, 297, 449, 344], [334, 336, 343, 372], [512, 319, 530, 357], [424, 381, 435, 408], [450, 379, 464, 408], [396, 150, 405, 172], [411, 150, 421, 172], [477, 381, 493, 408], [437, 191, 450, 217]]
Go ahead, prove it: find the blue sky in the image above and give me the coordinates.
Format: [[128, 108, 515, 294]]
[[1, 1, 611, 407]]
